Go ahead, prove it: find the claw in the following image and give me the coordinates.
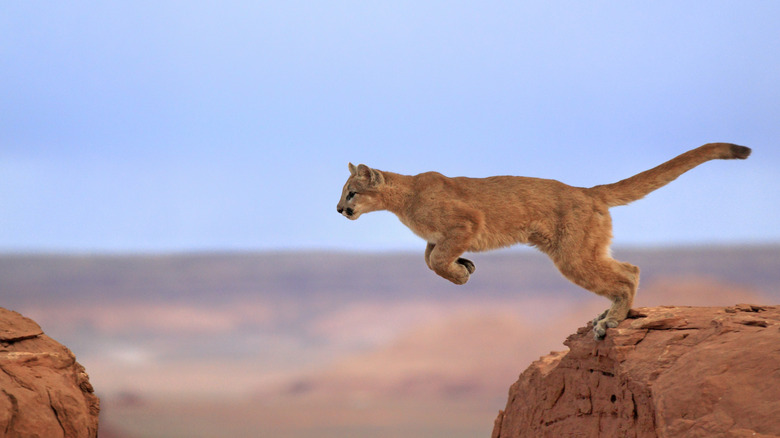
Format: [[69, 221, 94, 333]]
[[457, 258, 476, 274]]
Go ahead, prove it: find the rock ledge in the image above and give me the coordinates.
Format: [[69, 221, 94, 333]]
[[1, 307, 99, 438], [492, 304, 780, 438]]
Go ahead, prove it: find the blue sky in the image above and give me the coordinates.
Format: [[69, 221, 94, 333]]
[[2, 2, 778, 252]]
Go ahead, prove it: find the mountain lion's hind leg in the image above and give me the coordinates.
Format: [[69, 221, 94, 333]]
[[555, 255, 639, 340]]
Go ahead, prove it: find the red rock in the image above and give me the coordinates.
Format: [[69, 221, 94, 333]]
[[0, 307, 99, 438], [492, 305, 780, 438]]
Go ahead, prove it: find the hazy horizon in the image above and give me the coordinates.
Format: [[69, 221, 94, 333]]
[[2, 241, 780, 257]]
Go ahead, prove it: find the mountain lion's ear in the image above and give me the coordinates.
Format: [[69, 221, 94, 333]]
[[356, 164, 372, 181], [370, 168, 385, 187], [348, 162, 357, 175], [356, 164, 384, 187]]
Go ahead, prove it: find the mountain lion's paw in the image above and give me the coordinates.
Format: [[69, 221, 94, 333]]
[[593, 318, 619, 340], [447, 263, 472, 285], [592, 309, 609, 326]]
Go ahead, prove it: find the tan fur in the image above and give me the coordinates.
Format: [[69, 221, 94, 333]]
[[337, 143, 751, 338]]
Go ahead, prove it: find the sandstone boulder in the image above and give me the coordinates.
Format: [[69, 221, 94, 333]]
[[0, 307, 99, 438], [493, 304, 780, 438]]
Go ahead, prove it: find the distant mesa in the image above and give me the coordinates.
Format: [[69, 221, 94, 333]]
[[0, 307, 100, 438], [492, 304, 780, 438]]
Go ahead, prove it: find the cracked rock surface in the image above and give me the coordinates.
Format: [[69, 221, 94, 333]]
[[1, 307, 99, 438], [492, 305, 780, 438]]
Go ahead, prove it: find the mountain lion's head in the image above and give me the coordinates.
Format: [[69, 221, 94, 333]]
[[337, 163, 385, 220]]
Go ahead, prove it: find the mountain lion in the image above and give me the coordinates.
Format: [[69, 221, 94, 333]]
[[336, 143, 751, 339]]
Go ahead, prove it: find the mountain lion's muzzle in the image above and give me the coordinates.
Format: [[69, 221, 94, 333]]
[[337, 206, 355, 218]]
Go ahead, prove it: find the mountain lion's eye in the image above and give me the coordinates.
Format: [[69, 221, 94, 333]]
[[347, 191, 356, 201]]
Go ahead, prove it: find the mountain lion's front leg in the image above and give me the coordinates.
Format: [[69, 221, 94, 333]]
[[425, 242, 475, 275], [427, 221, 479, 284], [425, 242, 436, 270]]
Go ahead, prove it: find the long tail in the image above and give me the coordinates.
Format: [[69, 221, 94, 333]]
[[588, 143, 751, 207]]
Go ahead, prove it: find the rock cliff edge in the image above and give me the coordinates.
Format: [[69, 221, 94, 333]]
[[492, 304, 780, 438], [1, 307, 99, 438]]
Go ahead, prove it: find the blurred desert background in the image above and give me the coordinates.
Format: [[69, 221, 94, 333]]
[[4, 2, 780, 437], [3, 245, 778, 438]]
